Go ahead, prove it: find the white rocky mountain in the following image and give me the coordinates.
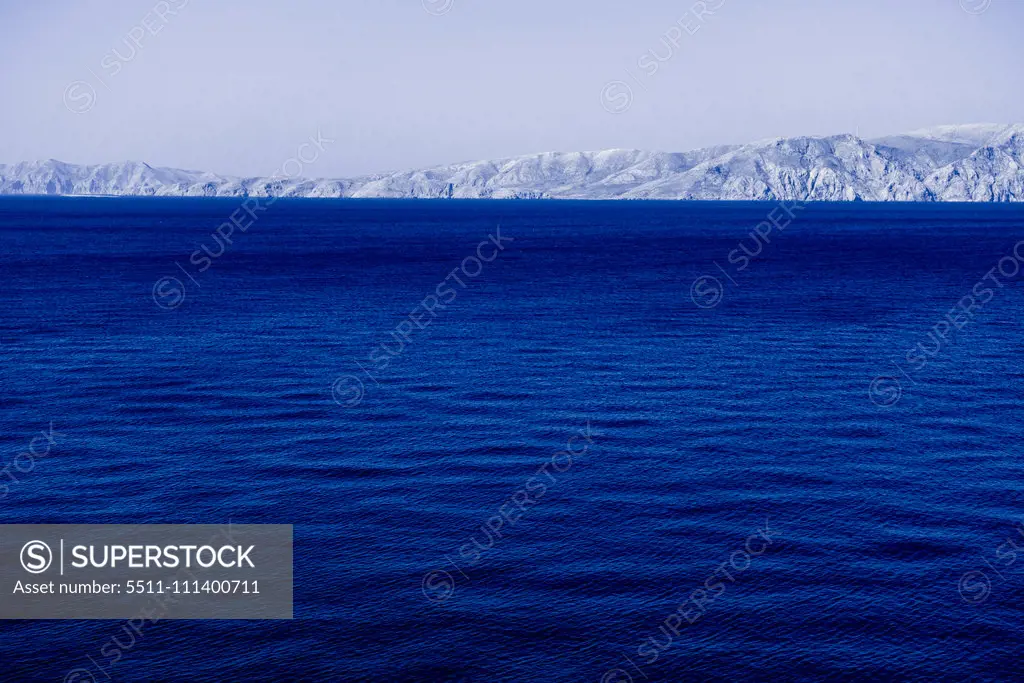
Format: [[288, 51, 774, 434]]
[[2, 124, 1022, 201]]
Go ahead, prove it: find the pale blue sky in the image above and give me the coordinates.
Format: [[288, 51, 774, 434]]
[[0, 0, 1020, 177]]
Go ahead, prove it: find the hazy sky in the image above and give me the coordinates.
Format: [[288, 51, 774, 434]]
[[0, 0, 1021, 177]]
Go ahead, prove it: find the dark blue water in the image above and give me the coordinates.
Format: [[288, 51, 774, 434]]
[[2, 197, 1024, 682]]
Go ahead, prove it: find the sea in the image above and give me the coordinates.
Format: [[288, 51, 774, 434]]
[[1, 197, 1023, 682]]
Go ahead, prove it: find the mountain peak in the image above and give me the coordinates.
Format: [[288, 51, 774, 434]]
[[903, 123, 1017, 146]]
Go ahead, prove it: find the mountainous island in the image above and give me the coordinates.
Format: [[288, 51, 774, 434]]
[[2, 124, 1022, 201]]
